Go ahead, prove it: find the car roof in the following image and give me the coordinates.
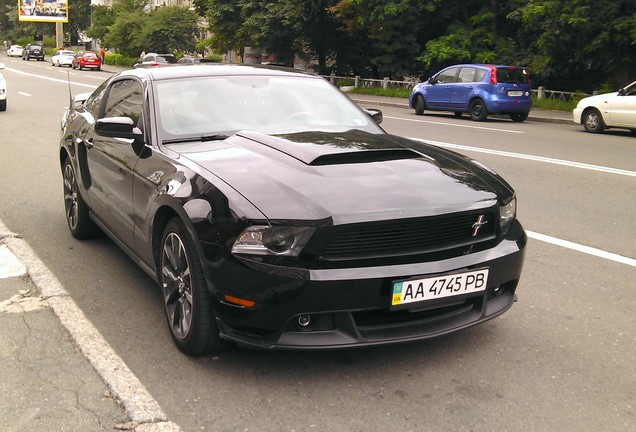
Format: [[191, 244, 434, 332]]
[[117, 63, 319, 82]]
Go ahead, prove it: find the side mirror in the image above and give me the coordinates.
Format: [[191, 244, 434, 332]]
[[364, 108, 383, 125], [95, 117, 143, 140], [428, 77, 435, 84], [618, 88, 625, 96], [71, 92, 91, 109]]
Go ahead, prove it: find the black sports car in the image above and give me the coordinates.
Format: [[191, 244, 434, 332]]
[[59, 64, 526, 355]]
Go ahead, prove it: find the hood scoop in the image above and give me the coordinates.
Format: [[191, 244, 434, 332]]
[[310, 149, 420, 166], [237, 129, 422, 166]]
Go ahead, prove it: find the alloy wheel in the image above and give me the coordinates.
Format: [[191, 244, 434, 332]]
[[63, 163, 79, 231], [161, 232, 193, 340]]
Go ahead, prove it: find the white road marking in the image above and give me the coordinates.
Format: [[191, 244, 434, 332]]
[[526, 230, 636, 267], [17, 91, 31, 97], [385, 115, 524, 134], [409, 138, 636, 177], [4, 66, 98, 89]]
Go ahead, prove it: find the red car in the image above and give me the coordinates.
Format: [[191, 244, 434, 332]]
[[72, 51, 102, 71]]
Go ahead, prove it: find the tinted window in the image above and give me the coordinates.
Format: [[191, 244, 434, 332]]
[[496, 67, 529, 84], [436, 68, 459, 83], [157, 55, 177, 64], [103, 79, 144, 125], [85, 79, 110, 116], [458, 67, 476, 83]]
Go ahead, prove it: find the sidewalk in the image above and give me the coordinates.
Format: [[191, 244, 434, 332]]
[[0, 221, 181, 432], [346, 93, 573, 125]]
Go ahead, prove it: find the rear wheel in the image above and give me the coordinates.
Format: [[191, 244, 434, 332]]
[[62, 158, 99, 239], [582, 108, 604, 133], [510, 113, 528, 122], [414, 95, 425, 115], [0, 99, 6, 112], [160, 217, 227, 356], [469, 99, 488, 121]]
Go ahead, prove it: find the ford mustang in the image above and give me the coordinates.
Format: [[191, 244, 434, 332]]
[[59, 65, 526, 355]]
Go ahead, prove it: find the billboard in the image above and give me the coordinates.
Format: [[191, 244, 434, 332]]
[[18, 0, 68, 23]]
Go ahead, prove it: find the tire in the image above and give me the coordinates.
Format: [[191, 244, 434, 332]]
[[414, 94, 425, 115], [62, 158, 99, 239], [0, 99, 6, 112], [469, 99, 488, 121], [454, 112, 463, 118], [582, 108, 604, 133], [159, 217, 227, 355], [510, 113, 528, 122]]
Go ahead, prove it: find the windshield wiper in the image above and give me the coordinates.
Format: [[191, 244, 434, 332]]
[[162, 134, 230, 145]]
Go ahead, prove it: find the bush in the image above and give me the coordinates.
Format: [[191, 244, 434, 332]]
[[104, 53, 138, 68]]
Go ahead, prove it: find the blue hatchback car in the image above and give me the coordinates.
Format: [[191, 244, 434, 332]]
[[409, 64, 532, 122]]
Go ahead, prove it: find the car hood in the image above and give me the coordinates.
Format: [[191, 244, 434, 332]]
[[578, 92, 619, 106], [176, 130, 513, 224]]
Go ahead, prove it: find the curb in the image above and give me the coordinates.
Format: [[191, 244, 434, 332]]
[[348, 96, 573, 125], [0, 219, 182, 432]]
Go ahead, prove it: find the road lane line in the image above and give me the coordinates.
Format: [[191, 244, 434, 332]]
[[4, 66, 98, 89], [409, 138, 636, 177], [18, 91, 31, 97], [526, 230, 636, 267], [386, 115, 524, 133]]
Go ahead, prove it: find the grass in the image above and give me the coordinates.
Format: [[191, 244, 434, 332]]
[[348, 87, 580, 111]]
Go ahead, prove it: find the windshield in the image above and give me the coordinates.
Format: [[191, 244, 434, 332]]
[[154, 75, 382, 138]]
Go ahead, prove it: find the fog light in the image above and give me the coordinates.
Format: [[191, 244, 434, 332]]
[[492, 285, 503, 297], [298, 314, 311, 327]]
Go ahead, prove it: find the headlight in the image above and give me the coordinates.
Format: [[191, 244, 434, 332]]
[[500, 196, 517, 231], [231, 225, 316, 256]]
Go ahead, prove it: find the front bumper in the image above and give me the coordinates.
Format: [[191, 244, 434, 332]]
[[209, 222, 527, 350]]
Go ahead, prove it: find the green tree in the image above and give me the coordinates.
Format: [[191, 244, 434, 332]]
[[137, 6, 200, 54], [66, 0, 92, 46], [512, 0, 636, 90]]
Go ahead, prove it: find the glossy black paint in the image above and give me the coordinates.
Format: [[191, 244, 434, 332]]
[[59, 65, 526, 351]]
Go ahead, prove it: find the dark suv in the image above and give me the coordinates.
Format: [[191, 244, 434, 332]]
[[22, 44, 45, 61], [409, 64, 532, 122]]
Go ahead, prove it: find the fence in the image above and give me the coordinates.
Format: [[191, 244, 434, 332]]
[[323, 72, 593, 100]]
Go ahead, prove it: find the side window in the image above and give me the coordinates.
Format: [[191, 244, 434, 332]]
[[436, 68, 459, 84], [84, 79, 109, 117], [458, 67, 476, 83], [102, 79, 144, 126], [474, 68, 487, 82]]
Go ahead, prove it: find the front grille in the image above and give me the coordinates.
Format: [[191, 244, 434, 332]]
[[309, 210, 496, 261]]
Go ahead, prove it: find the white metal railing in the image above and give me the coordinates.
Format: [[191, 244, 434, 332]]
[[322, 73, 592, 99]]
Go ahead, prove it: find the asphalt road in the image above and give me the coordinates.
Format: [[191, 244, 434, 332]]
[[1, 57, 634, 432]]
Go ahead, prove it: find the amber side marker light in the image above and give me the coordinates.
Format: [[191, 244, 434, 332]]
[[224, 295, 256, 308]]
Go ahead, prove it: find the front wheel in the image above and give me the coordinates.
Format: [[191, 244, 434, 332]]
[[414, 95, 425, 115], [510, 113, 528, 122], [62, 158, 99, 239], [159, 218, 227, 356], [582, 109, 604, 133], [469, 99, 488, 121]]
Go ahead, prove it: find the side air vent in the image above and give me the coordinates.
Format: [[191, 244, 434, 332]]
[[310, 149, 421, 166]]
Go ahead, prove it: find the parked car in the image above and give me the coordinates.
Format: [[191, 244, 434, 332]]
[[7, 45, 23, 57], [60, 65, 526, 355], [72, 51, 101, 70], [572, 81, 636, 134], [134, 52, 178, 68], [0, 63, 6, 111], [22, 43, 45, 61], [177, 56, 219, 64], [51, 49, 76, 67], [409, 64, 532, 122]]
